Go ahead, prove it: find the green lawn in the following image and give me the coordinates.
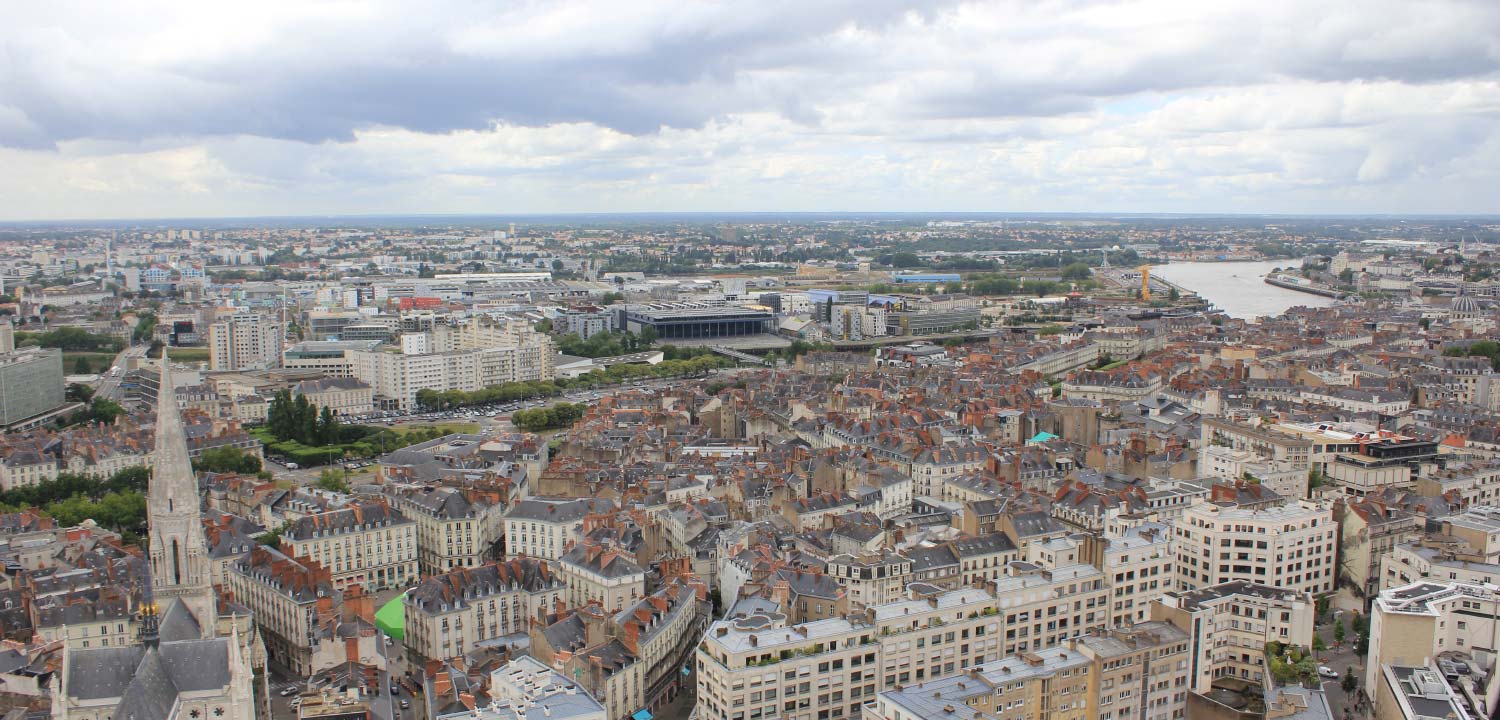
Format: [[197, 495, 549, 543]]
[[164, 347, 211, 362]]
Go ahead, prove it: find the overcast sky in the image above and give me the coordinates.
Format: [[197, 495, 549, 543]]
[[2, 0, 1498, 220]]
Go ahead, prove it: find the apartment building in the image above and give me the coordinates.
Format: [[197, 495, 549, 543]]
[[1200, 417, 1312, 471], [1076, 622, 1192, 720], [869, 649, 1094, 720], [1338, 498, 1422, 600], [1106, 523, 1176, 627], [293, 377, 373, 417], [697, 573, 1108, 720], [1381, 506, 1500, 591], [1367, 581, 1499, 717], [209, 312, 283, 371], [0, 347, 65, 429], [225, 545, 333, 676], [403, 558, 564, 664], [348, 338, 554, 411], [824, 554, 912, 611], [388, 485, 505, 575], [1174, 499, 1336, 596], [1152, 581, 1315, 693], [557, 539, 646, 612], [502, 497, 615, 561], [279, 499, 417, 591]]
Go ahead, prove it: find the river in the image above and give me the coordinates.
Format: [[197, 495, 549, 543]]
[[1151, 260, 1336, 320]]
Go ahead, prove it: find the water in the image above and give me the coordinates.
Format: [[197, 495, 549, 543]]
[[1151, 260, 1336, 320]]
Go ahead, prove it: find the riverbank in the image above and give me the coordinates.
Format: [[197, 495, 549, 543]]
[[1264, 274, 1348, 300]]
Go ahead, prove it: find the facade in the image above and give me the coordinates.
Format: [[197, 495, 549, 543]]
[[1152, 581, 1315, 693], [404, 558, 565, 663], [389, 485, 505, 575], [620, 305, 775, 340], [1075, 622, 1192, 720], [282, 340, 382, 378], [226, 545, 333, 676], [697, 576, 1109, 720], [557, 540, 646, 613], [209, 312, 284, 371], [348, 342, 554, 411], [502, 497, 615, 561], [1173, 499, 1336, 596], [1338, 499, 1422, 599], [1367, 581, 1498, 718], [1105, 523, 1176, 627], [0, 347, 65, 427], [294, 377, 374, 416], [279, 499, 417, 591], [869, 649, 1094, 720]]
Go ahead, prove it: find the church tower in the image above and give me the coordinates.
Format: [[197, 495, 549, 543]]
[[148, 350, 217, 636]]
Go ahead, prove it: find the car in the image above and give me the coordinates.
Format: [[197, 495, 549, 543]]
[[280, 686, 300, 697], [285, 462, 299, 470], [1317, 666, 1338, 679], [288, 698, 302, 709], [400, 700, 410, 709], [391, 684, 400, 696]]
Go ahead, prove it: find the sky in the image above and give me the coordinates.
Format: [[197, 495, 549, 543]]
[[1, 0, 1498, 221]]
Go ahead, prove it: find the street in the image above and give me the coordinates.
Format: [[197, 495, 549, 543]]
[[92, 343, 148, 402]]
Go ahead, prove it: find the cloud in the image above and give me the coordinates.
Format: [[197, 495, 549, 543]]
[[0, 0, 1498, 218]]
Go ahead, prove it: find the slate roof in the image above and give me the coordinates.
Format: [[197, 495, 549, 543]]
[[66, 632, 233, 718]]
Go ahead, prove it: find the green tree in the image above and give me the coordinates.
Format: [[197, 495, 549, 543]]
[[1312, 634, 1327, 654], [72, 356, 92, 374], [1060, 262, 1092, 281], [88, 399, 125, 425], [1338, 268, 1355, 285], [193, 446, 263, 475], [314, 469, 351, 494], [66, 383, 95, 404], [1342, 667, 1358, 694], [1333, 617, 1346, 645]]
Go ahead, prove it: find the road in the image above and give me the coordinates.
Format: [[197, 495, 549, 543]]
[[93, 343, 149, 402], [1314, 611, 1368, 720]]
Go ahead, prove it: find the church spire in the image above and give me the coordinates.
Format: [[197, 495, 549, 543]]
[[147, 349, 217, 637]]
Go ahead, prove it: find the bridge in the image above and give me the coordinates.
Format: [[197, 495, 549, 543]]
[[709, 346, 772, 366]]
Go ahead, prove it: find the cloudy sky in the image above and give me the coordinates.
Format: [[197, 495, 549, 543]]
[[1, 0, 1498, 220]]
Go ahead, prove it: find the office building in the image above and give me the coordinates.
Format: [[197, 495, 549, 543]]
[[0, 346, 65, 428], [620, 304, 774, 340]]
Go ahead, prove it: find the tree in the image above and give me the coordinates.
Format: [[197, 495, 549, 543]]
[[1060, 262, 1092, 281], [193, 446, 263, 475], [72, 356, 92, 374], [1342, 667, 1358, 694], [1168, 286, 1180, 301], [1312, 634, 1327, 654], [1333, 617, 1346, 645], [315, 469, 351, 494], [1338, 268, 1355, 285], [1355, 630, 1369, 656], [66, 383, 95, 404], [88, 399, 125, 425]]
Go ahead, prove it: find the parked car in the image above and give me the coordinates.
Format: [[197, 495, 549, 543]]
[[1317, 666, 1338, 679], [280, 686, 299, 697]]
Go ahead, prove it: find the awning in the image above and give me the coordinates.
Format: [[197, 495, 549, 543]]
[[632, 711, 653, 720]]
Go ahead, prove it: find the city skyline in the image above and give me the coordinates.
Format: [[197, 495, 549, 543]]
[[3, 0, 1499, 220]]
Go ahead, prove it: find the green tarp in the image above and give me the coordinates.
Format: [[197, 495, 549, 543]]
[[375, 595, 405, 640]]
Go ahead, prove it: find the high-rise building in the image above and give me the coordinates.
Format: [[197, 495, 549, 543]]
[[0, 346, 65, 428], [208, 312, 283, 371]]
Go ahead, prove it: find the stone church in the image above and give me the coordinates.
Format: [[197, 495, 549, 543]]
[[52, 352, 264, 720]]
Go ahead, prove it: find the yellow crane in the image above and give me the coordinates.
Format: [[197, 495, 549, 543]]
[[1139, 265, 1152, 300]]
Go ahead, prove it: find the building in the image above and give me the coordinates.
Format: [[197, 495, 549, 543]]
[[502, 497, 615, 561], [226, 545, 334, 676], [532, 577, 708, 720], [1105, 523, 1176, 627], [349, 343, 554, 411], [403, 558, 565, 664], [209, 312, 284, 371], [295, 377, 374, 416], [1173, 499, 1336, 596], [619, 304, 774, 340], [1367, 581, 1498, 720], [279, 499, 417, 591], [868, 649, 1094, 720], [1152, 581, 1315, 693], [51, 354, 261, 720], [697, 574, 1108, 720], [1075, 622, 1193, 720], [282, 340, 382, 378], [389, 485, 506, 575], [557, 539, 646, 613], [1338, 498, 1421, 600], [444, 655, 607, 720], [0, 346, 65, 428]]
